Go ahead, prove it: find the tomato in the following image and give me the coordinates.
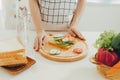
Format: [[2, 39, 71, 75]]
[[97, 48, 106, 64], [73, 48, 83, 54], [48, 33, 53, 36], [97, 48, 119, 66]]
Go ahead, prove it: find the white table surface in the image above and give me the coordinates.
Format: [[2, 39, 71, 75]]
[[0, 29, 107, 80]]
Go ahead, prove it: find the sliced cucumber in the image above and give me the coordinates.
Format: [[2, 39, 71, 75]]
[[55, 50, 61, 55], [62, 38, 69, 42], [49, 49, 61, 55]]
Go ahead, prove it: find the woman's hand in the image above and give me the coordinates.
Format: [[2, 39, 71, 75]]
[[68, 26, 85, 40], [34, 30, 47, 51]]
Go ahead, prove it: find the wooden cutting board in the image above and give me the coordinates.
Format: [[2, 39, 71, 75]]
[[39, 32, 88, 62]]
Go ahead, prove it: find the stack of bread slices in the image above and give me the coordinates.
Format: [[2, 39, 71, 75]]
[[0, 37, 28, 67]]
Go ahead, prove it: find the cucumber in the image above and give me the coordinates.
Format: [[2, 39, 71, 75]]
[[49, 49, 61, 55], [111, 33, 120, 56]]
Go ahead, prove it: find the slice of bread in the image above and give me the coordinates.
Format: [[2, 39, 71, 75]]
[[48, 36, 75, 50], [48, 40, 72, 50], [0, 37, 27, 66], [2, 57, 36, 75], [0, 52, 28, 66]]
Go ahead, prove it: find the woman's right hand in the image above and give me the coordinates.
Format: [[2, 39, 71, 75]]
[[34, 30, 47, 51]]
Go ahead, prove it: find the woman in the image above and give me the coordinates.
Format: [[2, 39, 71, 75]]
[[29, 0, 85, 51]]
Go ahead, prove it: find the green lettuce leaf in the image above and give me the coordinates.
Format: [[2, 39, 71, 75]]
[[95, 30, 116, 49]]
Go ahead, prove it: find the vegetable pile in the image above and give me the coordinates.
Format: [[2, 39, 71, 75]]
[[95, 30, 120, 66]]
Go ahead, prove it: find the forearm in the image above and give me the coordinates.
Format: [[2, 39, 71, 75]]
[[29, 0, 43, 33], [69, 0, 85, 28]]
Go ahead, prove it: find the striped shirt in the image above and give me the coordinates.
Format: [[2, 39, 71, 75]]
[[38, 0, 78, 25]]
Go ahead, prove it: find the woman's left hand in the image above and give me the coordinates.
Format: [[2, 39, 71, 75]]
[[68, 26, 85, 40]]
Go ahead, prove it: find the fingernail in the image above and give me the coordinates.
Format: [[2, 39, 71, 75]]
[[82, 38, 86, 41], [36, 48, 39, 52], [42, 43, 44, 45], [33, 46, 35, 49], [34, 47, 38, 52]]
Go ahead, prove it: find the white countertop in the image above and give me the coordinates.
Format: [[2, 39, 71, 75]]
[[0, 29, 106, 80]]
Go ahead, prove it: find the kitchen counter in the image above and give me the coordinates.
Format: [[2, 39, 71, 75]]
[[0, 29, 106, 80]]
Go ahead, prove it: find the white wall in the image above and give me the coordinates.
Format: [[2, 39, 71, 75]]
[[0, 0, 5, 29], [79, 3, 120, 31]]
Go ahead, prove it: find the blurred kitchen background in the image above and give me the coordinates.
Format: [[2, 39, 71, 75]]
[[0, 0, 120, 31]]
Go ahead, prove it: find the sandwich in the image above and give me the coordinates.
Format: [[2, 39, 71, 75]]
[[0, 37, 28, 67], [48, 34, 76, 50]]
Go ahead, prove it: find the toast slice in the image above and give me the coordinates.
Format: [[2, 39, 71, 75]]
[[48, 34, 76, 50], [2, 57, 36, 75], [0, 52, 28, 66], [48, 40, 72, 50], [0, 37, 27, 66]]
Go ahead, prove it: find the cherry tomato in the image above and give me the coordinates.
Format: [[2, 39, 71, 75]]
[[49, 33, 53, 36], [73, 48, 83, 54]]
